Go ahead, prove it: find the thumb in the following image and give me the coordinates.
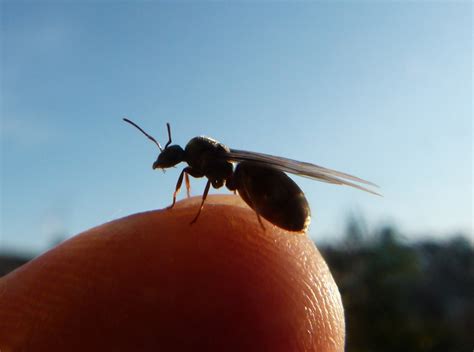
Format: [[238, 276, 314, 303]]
[[0, 195, 345, 351]]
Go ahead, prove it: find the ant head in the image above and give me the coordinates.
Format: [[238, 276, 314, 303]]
[[153, 145, 185, 169], [123, 118, 185, 170]]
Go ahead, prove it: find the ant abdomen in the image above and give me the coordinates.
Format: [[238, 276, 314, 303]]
[[228, 161, 311, 232]]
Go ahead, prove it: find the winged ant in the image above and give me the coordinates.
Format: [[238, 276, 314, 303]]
[[123, 118, 380, 232]]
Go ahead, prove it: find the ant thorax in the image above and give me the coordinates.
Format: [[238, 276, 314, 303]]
[[184, 136, 231, 172]]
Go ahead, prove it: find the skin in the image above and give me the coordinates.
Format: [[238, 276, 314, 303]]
[[0, 195, 345, 352]]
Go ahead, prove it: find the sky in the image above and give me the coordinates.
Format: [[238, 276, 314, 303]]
[[1, 1, 472, 254]]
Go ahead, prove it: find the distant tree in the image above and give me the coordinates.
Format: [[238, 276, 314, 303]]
[[320, 222, 474, 352]]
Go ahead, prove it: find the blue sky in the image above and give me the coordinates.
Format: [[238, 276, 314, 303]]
[[1, 1, 472, 253]]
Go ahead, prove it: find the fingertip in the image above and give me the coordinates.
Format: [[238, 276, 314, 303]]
[[0, 195, 345, 351]]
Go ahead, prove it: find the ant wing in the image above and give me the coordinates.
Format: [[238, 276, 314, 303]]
[[226, 149, 381, 196]]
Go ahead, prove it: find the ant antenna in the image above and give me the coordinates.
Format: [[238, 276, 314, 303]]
[[164, 123, 172, 149], [123, 118, 163, 152]]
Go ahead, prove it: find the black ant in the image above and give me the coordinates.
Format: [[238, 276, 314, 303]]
[[123, 118, 380, 232]]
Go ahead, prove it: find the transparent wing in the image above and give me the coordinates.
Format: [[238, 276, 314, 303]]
[[226, 148, 381, 196]]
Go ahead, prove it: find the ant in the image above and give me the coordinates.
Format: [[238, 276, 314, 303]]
[[123, 118, 380, 231]]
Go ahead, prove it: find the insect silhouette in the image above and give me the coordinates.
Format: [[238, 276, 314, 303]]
[[123, 118, 380, 232]]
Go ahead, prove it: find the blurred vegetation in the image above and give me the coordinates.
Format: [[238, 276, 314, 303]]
[[320, 216, 473, 352], [1, 218, 472, 350]]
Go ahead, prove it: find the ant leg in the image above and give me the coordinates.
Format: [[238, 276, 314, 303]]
[[243, 191, 266, 231], [185, 172, 191, 198], [168, 167, 192, 209], [225, 174, 237, 195], [255, 212, 265, 231], [226, 173, 264, 229], [190, 180, 211, 225]]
